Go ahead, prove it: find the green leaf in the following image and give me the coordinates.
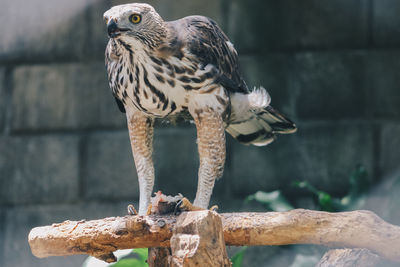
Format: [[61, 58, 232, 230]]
[[132, 248, 148, 262], [107, 249, 148, 267], [293, 181, 319, 195], [231, 246, 247, 267], [317, 192, 334, 211], [247, 191, 294, 211], [111, 258, 144, 267], [349, 165, 369, 196], [294, 181, 339, 211]]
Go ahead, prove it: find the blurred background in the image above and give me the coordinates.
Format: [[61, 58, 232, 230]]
[[1, 0, 400, 266]]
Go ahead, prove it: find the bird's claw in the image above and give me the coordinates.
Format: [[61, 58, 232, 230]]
[[127, 204, 153, 216], [175, 197, 215, 214], [175, 197, 196, 214], [146, 204, 153, 215], [128, 196, 217, 216], [127, 204, 138, 215], [210, 205, 219, 212]]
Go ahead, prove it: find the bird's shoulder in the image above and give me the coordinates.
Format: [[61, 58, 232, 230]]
[[167, 16, 233, 63], [164, 16, 248, 93]]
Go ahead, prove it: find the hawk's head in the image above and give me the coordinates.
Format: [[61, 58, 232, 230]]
[[103, 3, 166, 48]]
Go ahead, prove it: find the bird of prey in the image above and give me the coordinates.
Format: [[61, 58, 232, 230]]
[[103, 3, 296, 215]]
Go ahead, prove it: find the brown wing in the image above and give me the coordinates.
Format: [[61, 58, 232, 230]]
[[168, 16, 248, 94]]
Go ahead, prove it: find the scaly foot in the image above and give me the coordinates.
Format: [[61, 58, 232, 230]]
[[175, 197, 218, 214], [176, 197, 203, 213], [128, 194, 218, 216]]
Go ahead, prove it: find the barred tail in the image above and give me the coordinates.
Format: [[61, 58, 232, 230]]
[[226, 105, 297, 146]]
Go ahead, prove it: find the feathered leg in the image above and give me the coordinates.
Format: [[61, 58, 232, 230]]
[[127, 112, 155, 215], [192, 108, 226, 209]]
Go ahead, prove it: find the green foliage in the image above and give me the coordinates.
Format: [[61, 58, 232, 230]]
[[82, 249, 148, 267], [349, 165, 370, 195], [231, 246, 248, 267], [111, 249, 148, 267], [132, 248, 149, 264], [246, 190, 294, 211], [244, 165, 371, 266], [293, 181, 338, 211], [111, 259, 146, 267], [293, 165, 370, 211]]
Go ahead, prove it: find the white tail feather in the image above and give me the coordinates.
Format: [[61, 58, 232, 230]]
[[227, 89, 296, 146]]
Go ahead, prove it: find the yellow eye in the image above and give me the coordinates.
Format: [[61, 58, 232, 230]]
[[130, 14, 141, 24], [104, 17, 109, 24]]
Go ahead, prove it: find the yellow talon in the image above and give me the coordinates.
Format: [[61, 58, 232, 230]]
[[178, 197, 204, 212], [146, 204, 153, 215]]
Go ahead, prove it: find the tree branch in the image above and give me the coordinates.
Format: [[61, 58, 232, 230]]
[[170, 210, 231, 266], [316, 248, 383, 267], [28, 209, 400, 262]]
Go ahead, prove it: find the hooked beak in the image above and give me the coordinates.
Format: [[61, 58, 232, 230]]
[[107, 19, 129, 38]]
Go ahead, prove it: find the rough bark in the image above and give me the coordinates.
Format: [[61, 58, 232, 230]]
[[316, 248, 383, 267], [148, 247, 171, 267], [28, 209, 400, 262], [170, 210, 231, 267]]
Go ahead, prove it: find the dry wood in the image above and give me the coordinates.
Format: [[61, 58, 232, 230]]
[[148, 247, 171, 267], [28, 209, 400, 262], [316, 248, 382, 267], [170, 211, 231, 267]]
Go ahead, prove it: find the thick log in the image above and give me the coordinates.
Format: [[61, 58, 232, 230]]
[[316, 248, 382, 267], [148, 247, 171, 267], [28, 209, 400, 262], [170, 210, 231, 267], [29, 215, 177, 261]]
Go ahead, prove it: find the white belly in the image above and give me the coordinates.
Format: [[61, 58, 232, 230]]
[[108, 47, 228, 118]]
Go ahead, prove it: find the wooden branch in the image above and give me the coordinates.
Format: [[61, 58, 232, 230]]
[[170, 211, 231, 266], [148, 247, 171, 267], [316, 248, 383, 267], [28, 209, 400, 262]]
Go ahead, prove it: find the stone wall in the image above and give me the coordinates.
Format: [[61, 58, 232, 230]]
[[1, 0, 400, 266]]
